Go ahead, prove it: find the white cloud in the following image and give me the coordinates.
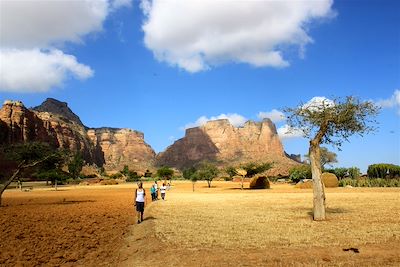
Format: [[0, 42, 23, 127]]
[[376, 89, 400, 115], [111, 0, 132, 10], [302, 96, 335, 112], [0, 0, 129, 92], [258, 109, 285, 123], [0, 0, 109, 48], [277, 124, 305, 140], [184, 113, 247, 129], [140, 0, 334, 72], [0, 49, 93, 92]]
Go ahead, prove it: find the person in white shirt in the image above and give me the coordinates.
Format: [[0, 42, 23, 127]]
[[153, 181, 158, 200], [160, 183, 167, 200], [134, 182, 146, 224]]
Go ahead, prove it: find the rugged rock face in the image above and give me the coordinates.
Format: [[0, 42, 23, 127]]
[[33, 98, 84, 126], [0, 99, 156, 172], [0, 100, 58, 146], [157, 119, 299, 175], [87, 128, 155, 172]]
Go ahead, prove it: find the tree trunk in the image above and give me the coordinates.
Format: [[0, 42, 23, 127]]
[[55, 180, 58, 191], [309, 141, 326, 221], [192, 182, 195, 192], [207, 180, 211, 188], [241, 176, 244, 190], [0, 167, 22, 206]]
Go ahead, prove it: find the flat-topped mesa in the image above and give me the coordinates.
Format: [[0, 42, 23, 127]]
[[157, 118, 298, 175], [87, 127, 156, 172]]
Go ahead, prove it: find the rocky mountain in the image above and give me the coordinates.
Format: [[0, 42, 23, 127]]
[[33, 98, 84, 126], [87, 128, 155, 172], [1, 98, 299, 176], [0, 99, 156, 172], [157, 119, 299, 175]]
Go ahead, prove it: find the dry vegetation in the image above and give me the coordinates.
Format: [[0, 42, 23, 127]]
[[1, 181, 400, 266]]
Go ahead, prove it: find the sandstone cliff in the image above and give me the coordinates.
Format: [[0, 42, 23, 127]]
[[0, 99, 156, 172], [87, 128, 155, 172], [0, 100, 58, 146], [157, 119, 299, 175]]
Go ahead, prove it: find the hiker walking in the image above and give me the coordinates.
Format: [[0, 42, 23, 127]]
[[134, 182, 146, 224], [150, 184, 156, 201], [153, 181, 158, 200], [160, 183, 167, 200]]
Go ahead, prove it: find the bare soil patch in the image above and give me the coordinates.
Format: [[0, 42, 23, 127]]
[[1, 181, 400, 266]]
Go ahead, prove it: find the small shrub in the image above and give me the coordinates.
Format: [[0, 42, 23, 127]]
[[110, 173, 123, 179], [348, 167, 360, 179], [289, 165, 311, 183]]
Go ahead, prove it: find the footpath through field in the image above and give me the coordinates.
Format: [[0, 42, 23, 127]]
[[119, 181, 400, 266]]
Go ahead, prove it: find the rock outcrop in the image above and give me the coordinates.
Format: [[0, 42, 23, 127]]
[[157, 119, 299, 175], [0, 99, 156, 172], [87, 128, 155, 172], [0, 100, 58, 146]]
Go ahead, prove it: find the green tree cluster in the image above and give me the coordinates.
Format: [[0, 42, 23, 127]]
[[367, 164, 400, 179]]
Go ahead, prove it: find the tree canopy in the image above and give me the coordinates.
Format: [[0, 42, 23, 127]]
[[284, 96, 379, 221], [284, 96, 379, 148]]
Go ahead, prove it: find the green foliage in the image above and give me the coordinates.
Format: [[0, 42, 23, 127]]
[[305, 147, 338, 168], [110, 173, 123, 179], [121, 165, 129, 176], [348, 167, 360, 179], [241, 162, 273, 178], [339, 178, 400, 187], [156, 166, 174, 179], [289, 165, 312, 183], [195, 162, 219, 188], [367, 164, 400, 179], [126, 171, 141, 182], [100, 166, 106, 176], [225, 166, 237, 178], [35, 169, 70, 184], [333, 167, 348, 179], [1, 142, 67, 181], [182, 167, 197, 180], [68, 153, 84, 179], [284, 96, 380, 148]]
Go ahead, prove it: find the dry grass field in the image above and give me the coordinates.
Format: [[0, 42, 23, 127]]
[[1, 181, 400, 266]]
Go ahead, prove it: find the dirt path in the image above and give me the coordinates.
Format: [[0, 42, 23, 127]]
[[118, 185, 400, 267]]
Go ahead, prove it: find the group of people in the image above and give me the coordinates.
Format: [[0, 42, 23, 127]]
[[133, 181, 169, 224], [150, 181, 168, 201]]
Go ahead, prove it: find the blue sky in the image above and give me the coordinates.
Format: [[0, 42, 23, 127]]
[[0, 0, 399, 172]]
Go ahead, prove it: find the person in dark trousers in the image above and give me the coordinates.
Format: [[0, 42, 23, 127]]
[[150, 184, 156, 201], [134, 182, 146, 224], [160, 183, 167, 200]]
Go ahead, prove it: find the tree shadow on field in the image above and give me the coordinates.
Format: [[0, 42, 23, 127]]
[[16, 199, 96, 206], [307, 207, 348, 219]]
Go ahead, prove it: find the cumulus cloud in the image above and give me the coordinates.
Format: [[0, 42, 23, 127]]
[[184, 113, 247, 129], [301, 96, 335, 112], [140, 0, 334, 72], [0, 0, 130, 92], [258, 109, 285, 123], [376, 89, 400, 115], [0, 49, 93, 92], [277, 124, 305, 140]]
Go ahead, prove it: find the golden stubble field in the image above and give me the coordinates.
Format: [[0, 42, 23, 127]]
[[1, 181, 400, 266]]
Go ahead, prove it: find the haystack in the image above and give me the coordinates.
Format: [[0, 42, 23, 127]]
[[322, 172, 339, 187], [249, 176, 270, 189], [295, 172, 339, 189]]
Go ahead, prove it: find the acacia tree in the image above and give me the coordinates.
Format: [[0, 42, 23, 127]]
[[305, 147, 338, 169], [284, 96, 379, 220], [68, 153, 84, 179], [196, 162, 219, 188], [0, 142, 63, 206]]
